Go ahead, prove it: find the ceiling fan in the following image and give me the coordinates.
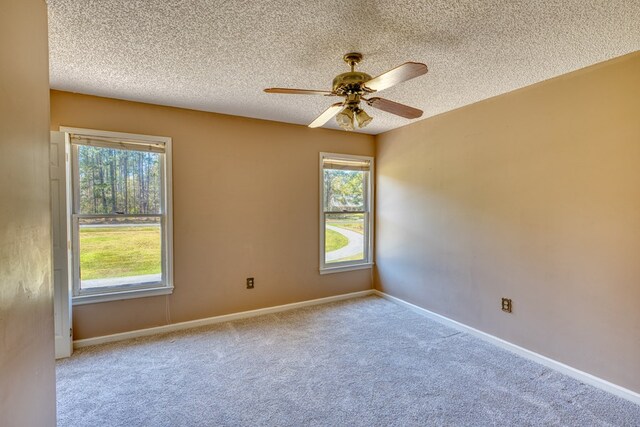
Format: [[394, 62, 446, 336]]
[[264, 52, 428, 131]]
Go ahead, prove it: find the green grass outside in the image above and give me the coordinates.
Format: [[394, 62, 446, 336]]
[[80, 223, 363, 279], [325, 228, 348, 252], [80, 226, 161, 280]]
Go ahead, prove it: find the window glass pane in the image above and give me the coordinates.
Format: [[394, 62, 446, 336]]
[[77, 144, 162, 214], [79, 216, 162, 290], [323, 169, 365, 212], [325, 213, 365, 264]]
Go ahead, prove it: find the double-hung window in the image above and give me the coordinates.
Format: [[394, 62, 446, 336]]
[[67, 128, 173, 304], [320, 153, 374, 273]]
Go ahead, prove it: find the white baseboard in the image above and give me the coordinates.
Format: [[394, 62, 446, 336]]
[[74, 290, 375, 349], [373, 290, 640, 405], [72, 287, 640, 405]]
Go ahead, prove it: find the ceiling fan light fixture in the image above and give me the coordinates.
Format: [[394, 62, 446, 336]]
[[355, 108, 373, 128], [336, 108, 355, 131]]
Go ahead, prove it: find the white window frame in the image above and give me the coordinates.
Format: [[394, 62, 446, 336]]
[[319, 152, 374, 274], [62, 127, 174, 305]]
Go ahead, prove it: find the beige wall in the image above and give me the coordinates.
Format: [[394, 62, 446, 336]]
[[0, 0, 56, 425], [50, 91, 375, 339], [375, 52, 640, 393]]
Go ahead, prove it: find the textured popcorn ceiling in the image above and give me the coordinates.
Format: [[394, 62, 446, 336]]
[[48, 1, 640, 135]]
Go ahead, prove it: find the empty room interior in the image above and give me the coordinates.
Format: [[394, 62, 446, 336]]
[[2, 0, 640, 426]]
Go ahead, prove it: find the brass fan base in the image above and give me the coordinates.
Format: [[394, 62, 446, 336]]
[[335, 52, 373, 95], [332, 71, 372, 95]]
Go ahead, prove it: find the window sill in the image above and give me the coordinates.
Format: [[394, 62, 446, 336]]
[[73, 286, 174, 305], [320, 263, 374, 275]]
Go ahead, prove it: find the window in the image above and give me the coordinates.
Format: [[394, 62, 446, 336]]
[[320, 153, 374, 273], [67, 128, 173, 304]]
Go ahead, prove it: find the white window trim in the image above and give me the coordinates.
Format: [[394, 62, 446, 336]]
[[61, 126, 174, 305], [72, 285, 174, 305], [319, 152, 374, 274]]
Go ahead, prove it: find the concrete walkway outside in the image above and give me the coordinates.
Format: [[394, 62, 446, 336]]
[[325, 225, 363, 262]]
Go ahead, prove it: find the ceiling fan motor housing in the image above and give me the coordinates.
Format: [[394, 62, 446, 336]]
[[332, 72, 373, 96]]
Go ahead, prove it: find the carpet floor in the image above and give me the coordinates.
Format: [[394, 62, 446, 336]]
[[56, 296, 640, 426]]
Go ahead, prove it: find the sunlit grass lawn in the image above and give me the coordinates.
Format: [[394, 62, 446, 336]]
[[325, 228, 348, 252], [80, 226, 161, 280], [81, 223, 362, 279]]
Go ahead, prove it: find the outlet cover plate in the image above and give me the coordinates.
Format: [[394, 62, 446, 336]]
[[501, 298, 512, 313]]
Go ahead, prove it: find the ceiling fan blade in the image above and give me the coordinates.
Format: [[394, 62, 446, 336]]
[[365, 97, 423, 119], [364, 62, 428, 92], [264, 88, 335, 96], [309, 103, 345, 128]]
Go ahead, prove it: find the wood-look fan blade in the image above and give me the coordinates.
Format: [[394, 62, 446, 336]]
[[365, 97, 423, 119], [264, 88, 335, 96], [364, 62, 428, 92], [309, 103, 344, 128]]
